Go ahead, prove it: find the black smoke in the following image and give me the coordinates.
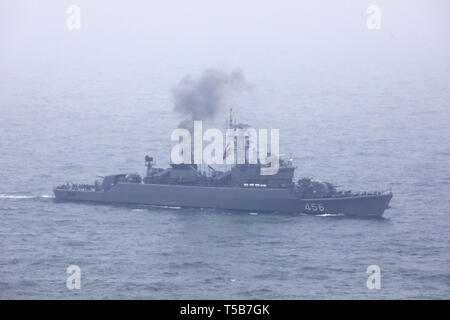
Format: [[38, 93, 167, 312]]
[[172, 69, 249, 125]]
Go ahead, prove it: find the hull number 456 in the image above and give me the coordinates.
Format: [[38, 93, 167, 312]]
[[305, 203, 325, 212]]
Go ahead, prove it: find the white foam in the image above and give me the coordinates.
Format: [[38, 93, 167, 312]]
[[0, 194, 54, 200], [0, 194, 35, 199], [149, 205, 182, 210]]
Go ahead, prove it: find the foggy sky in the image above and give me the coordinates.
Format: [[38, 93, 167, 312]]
[[1, 0, 449, 69]]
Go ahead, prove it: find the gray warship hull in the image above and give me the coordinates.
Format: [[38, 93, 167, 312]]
[[54, 183, 392, 217]]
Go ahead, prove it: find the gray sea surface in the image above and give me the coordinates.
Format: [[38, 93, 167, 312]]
[[0, 1, 449, 299]]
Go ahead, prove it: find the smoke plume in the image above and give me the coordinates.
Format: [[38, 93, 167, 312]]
[[172, 69, 249, 126]]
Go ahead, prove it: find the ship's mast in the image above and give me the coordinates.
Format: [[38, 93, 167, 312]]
[[227, 107, 233, 129], [224, 108, 235, 170]]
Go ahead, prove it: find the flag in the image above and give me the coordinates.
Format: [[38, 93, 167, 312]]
[[223, 143, 231, 160]]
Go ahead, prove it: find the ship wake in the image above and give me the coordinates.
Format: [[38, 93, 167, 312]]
[[0, 194, 55, 200]]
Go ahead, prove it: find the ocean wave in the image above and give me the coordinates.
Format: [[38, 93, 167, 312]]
[[0, 194, 36, 199], [40, 195, 54, 199], [150, 205, 182, 210], [315, 213, 344, 217], [0, 194, 54, 199]]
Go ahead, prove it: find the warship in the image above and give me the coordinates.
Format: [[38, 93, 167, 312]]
[[54, 113, 393, 217]]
